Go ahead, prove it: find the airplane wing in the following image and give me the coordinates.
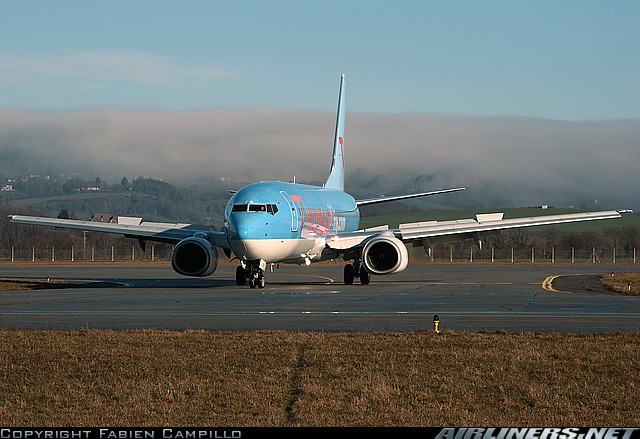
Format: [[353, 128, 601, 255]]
[[8, 215, 230, 249], [327, 210, 622, 250]]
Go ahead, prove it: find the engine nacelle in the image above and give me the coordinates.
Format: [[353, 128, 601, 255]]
[[171, 237, 218, 277], [362, 234, 409, 275]]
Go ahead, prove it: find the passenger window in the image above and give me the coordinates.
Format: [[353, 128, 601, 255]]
[[232, 204, 248, 212]]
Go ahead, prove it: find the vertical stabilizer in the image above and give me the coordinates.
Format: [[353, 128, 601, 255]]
[[325, 74, 346, 191]]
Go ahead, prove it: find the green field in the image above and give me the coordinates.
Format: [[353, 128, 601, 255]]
[[361, 207, 639, 232]]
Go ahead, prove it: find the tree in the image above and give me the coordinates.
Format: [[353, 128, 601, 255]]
[[62, 178, 82, 194]]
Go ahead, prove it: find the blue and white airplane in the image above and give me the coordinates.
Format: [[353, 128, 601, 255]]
[[9, 74, 622, 288]]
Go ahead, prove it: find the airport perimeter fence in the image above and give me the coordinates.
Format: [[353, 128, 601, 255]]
[[0, 243, 638, 265], [0, 244, 174, 263], [415, 244, 639, 264]]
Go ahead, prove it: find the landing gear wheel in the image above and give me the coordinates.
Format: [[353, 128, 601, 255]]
[[243, 259, 267, 289], [344, 264, 355, 285], [359, 269, 370, 285], [236, 266, 246, 286]]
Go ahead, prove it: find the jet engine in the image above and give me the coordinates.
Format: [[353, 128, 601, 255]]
[[362, 234, 409, 275], [171, 237, 218, 277]]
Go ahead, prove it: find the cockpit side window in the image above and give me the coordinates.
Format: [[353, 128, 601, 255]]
[[267, 204, 279, 215], [232, 204, 248, 212]]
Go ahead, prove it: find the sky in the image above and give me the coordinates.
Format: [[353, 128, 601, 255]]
[[1, 0, 639, 120], [1, 1, 639, 212]]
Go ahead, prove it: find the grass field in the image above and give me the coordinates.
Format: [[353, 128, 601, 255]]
[[0, 330, 638, 426], [600, 272, 640, 295]]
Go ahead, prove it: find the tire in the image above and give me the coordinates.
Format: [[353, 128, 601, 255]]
[[236, 266, 246, 286], [360, 269, 370, 285], [344, 264, 355, 285]]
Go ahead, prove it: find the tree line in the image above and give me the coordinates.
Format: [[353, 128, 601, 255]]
[[423, 225, 640, 263], [0, 198, 173, 260]]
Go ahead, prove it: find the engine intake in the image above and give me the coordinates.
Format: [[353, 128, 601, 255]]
[[362, 234, 409, 275], [171, 237, 218, 277]]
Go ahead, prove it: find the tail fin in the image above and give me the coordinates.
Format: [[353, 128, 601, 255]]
[[325, 74, 346, 191]]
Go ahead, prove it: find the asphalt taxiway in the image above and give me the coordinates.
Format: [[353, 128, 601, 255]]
[[1, 263, 639, 332]]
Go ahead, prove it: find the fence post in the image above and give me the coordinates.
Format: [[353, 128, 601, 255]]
[[11, 246, 14, 262], [32, 246, 35, 262], [532, 247, 535, 264], [52, 246, 55, 262], [72, 246, 74, 262]]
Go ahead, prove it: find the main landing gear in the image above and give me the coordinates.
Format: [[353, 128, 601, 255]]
[[236, 260, 267, 288], [344, 260, 370, 285]]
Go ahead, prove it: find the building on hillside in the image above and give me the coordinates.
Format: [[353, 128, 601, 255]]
[[90, 214, 117, 223]]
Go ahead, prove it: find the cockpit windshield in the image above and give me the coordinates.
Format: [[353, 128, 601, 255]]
[[232, 203, 279, 215]]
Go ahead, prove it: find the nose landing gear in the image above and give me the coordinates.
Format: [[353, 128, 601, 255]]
[[236, 260, 267, 288]]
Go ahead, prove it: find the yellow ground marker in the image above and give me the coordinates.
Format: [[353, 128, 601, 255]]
[[542, 275, 560, 292]]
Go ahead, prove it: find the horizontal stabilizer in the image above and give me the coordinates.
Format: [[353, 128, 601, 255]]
[[356, 187, 465, 206]]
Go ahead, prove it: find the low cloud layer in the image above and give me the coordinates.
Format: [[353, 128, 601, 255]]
[[1, 108, 638, 210]]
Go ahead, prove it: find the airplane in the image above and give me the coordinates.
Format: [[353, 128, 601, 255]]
[[9, 74, 622, 288]]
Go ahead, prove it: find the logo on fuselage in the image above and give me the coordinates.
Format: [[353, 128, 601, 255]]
[[289, 195, 346, 236]]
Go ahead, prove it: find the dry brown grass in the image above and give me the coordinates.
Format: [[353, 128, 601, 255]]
[[0, 278, 78, 291], [0, 330, 638, 426], [600, 272, 640, 295]]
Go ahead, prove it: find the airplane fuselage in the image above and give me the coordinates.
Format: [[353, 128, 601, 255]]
[[224, 181, 359, 264]]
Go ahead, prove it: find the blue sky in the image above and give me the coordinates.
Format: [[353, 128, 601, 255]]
[[1, 0, 639, 120]]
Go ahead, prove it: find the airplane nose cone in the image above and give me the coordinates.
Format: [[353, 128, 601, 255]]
[[237, 226, 250, 239]]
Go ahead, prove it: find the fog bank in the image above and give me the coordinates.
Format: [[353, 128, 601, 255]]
[[1, 108, 638, 210]]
